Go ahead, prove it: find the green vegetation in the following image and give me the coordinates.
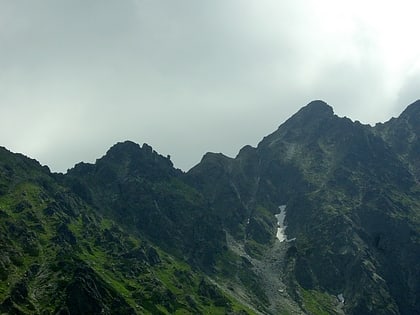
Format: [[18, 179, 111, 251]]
[[0, 147, 254, 314], [300, 288, 339, 315], [1, 100, 420, 314]]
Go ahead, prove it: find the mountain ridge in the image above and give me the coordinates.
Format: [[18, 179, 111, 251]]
[[186, 100, 420, 314], [1, 100, 419, 314]]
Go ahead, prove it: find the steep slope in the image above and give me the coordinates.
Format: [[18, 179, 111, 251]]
[[2, 100, 419, 315], [66, 141, 227, 270], [0, 146, 255, 314], [66, 142, 306, 314], [374, 100, 420, 181], [187, 100, 420, 315], [258, 101, 420, 315]]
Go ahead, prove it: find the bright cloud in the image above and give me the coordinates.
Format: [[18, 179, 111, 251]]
[[0, 0, 419, 172]]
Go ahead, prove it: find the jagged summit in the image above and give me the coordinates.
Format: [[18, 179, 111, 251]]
[[297, 99, 334, 116], [277, 100, 335, 130], [286, 100, 335, 125], [68, 140, 176, 181], [102, 141, 167, 164], [105, 141, 154, 159], [257, 100, 339, 148]]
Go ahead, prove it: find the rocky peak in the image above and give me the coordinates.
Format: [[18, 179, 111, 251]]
[[106, 140, 172, 167], [188, 152, 233, 189], [68, 140, 177, 182], [295, 100, 334, 118], [399, 99, 420, 121], [198, 152, 232, 165], [105, 141, 146, 161], [282, 100, 335, 129], [258, 100, 339, 150]]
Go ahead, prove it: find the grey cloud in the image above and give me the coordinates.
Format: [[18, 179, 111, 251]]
[[0, 0, 418, 172]]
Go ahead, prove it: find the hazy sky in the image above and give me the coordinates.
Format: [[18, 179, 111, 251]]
[[1, 0, 420, 172]]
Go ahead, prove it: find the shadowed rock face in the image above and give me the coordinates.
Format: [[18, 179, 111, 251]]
[[187, 100, 420, 315], [1, 100, 419, 315], [60, 265, 136, 315], [66, 141, 227, 270], [0, 146, 252, 314], [374, 100, 420, 181]]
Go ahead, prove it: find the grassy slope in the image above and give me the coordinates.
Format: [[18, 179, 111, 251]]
[[0, 149, 255, 315]]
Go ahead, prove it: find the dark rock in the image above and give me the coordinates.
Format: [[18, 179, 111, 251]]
[[63, 265, 136, 315], [10, 281, 28, 303], [54, 224, 77, 245], [147, 247, 161, 265], [13, 200, 32, 213], [0, 296, 25, 315]]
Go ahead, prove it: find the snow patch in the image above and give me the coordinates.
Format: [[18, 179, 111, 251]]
[[275, 205, 287, 242]]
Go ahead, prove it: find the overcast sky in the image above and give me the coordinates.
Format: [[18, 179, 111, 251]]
[[1, 0, 419, 172]]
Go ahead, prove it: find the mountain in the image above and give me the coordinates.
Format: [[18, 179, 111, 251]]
[[65, 141, 227, 270], [188, 100, 420, 315], [0, 146, 255, 314], [1, 100, 419, 314]]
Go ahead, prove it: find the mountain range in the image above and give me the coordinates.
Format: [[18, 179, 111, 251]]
[[0, 100, 419, 314]]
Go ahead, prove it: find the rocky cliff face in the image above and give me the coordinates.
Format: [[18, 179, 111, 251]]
[[66, 141, 227, 270], [0, 146, 254, 314], [374, 100, 420, 181], [1, 100, 419, 315], [187, 100, 420, 315]]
